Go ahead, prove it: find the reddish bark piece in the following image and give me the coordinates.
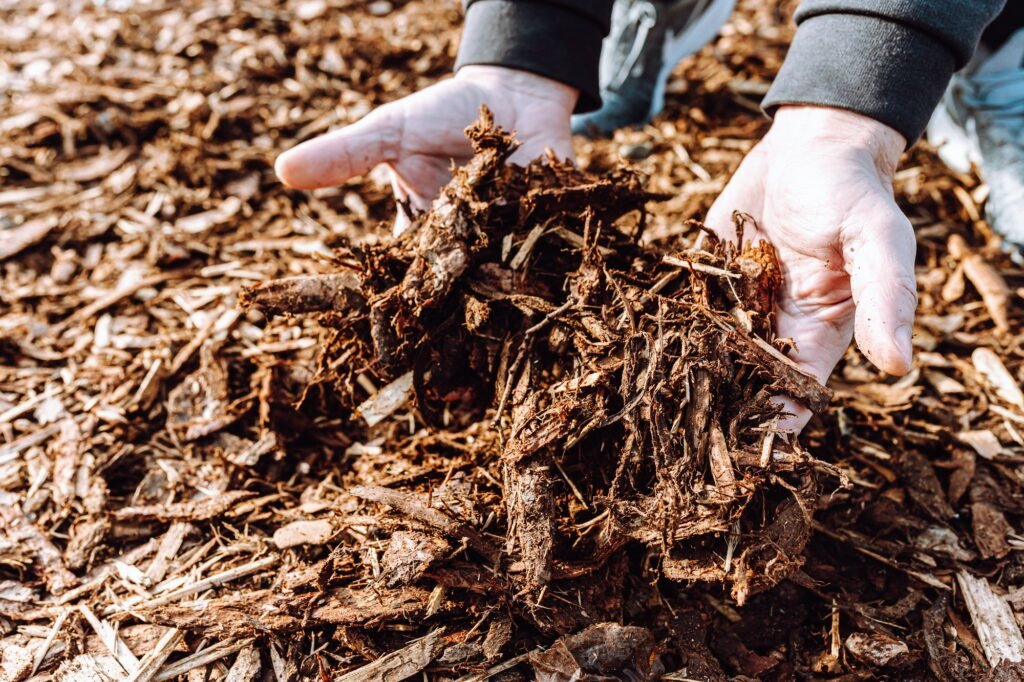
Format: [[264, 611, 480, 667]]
[[971, 502, 1012, 560]]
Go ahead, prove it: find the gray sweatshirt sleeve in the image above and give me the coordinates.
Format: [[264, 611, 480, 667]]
[[456, 1, 614, 113], [762, 0, 1007, 144]]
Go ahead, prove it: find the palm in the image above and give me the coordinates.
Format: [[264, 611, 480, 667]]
[[707, 108, 917, 427]]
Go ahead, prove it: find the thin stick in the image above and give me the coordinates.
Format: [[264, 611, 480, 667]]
[[51, 269, 191, 334], [454, 649, 539, 682], [78, 604, 141, 675], [30, 608, 69, 676], [154, 638, 254, 681], [107, 555, 277, 616], [493, 300, 574, 429], [662, 255, 741, 279], [128, 628, 184, 682]]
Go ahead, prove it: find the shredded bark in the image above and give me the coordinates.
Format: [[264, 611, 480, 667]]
[[2, 1, 1023, 679]]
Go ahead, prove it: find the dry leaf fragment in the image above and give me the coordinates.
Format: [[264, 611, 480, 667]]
[[971, 502, 1012, 560], [972, 348, 1024, 409], [529, 623, 659, 682], [844, 632, 909, 668], [958, 430, 1005, 459], [379, 531, 451, 587], [949, 234, 1011, 332]]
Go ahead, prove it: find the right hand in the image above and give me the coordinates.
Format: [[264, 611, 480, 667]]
[[275, 65, 579, 231], [705, 106, 918, 429]]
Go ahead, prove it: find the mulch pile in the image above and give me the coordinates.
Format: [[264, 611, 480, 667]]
[[3, 1, 1024, 681]]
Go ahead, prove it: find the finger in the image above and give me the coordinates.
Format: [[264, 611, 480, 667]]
[[275, 104, 403, 190], [844, 203, 918, 376]]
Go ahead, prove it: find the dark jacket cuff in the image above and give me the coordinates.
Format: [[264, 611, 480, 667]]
[[455, 1, 606, 113], [762, 13, 958, 145]]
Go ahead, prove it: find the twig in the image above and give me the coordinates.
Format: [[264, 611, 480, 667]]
[[107, 555, 278, 616], [50, 269, 192, 334], [127, 628, 184, 682], [812, 522, 948, 590], [30, 608, 69, 676], [153, 638, 254, 681], [78, 604, 141, 675], [494, 301, 574, 431], [662, 255, 741, 279], [454, 649, 539, 682]]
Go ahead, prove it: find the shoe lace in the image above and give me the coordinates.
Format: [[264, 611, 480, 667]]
[[609, 1, 659, 89]]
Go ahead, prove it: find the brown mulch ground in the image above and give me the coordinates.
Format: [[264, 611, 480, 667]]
[[3, 1, 1024, 680]]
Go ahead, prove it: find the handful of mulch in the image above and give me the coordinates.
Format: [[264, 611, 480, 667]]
[[241, 107, 831, 676]]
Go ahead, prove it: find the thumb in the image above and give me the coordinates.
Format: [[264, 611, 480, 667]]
[[275, 104, 403, 190], [845, 202, 918, 376]]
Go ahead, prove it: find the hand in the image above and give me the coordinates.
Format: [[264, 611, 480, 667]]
[[705, 106, 917, 429], [275, 65, 578, 232]]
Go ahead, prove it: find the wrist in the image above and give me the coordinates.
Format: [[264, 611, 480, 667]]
[[770, 105, 906, 177], [456, 65, 579, 115]]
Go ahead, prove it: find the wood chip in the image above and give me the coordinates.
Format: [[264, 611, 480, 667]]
[[973, 348, 1024, 410], [272, 519, 333, 549], [957, 571, 1024, 667], [334, 629, 444, 682], [958, 430, 1005, 459], [356, 371, 414, 427], [0, 215, 59, 260]]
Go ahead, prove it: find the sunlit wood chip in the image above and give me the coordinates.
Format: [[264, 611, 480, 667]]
[[958, 430, 1005, 459], [357, 371, 414, 427], [923, 369, 966, 395], [272, 519, 333, 549], [175, 197, 243, 235], [973, 348, 1024, 409], [957, 570, 1024, 666]]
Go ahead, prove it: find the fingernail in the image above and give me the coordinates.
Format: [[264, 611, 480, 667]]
[[895, 324, 913, 362]]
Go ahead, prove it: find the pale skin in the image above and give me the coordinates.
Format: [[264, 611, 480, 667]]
[[276, 65, 917, 429]]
